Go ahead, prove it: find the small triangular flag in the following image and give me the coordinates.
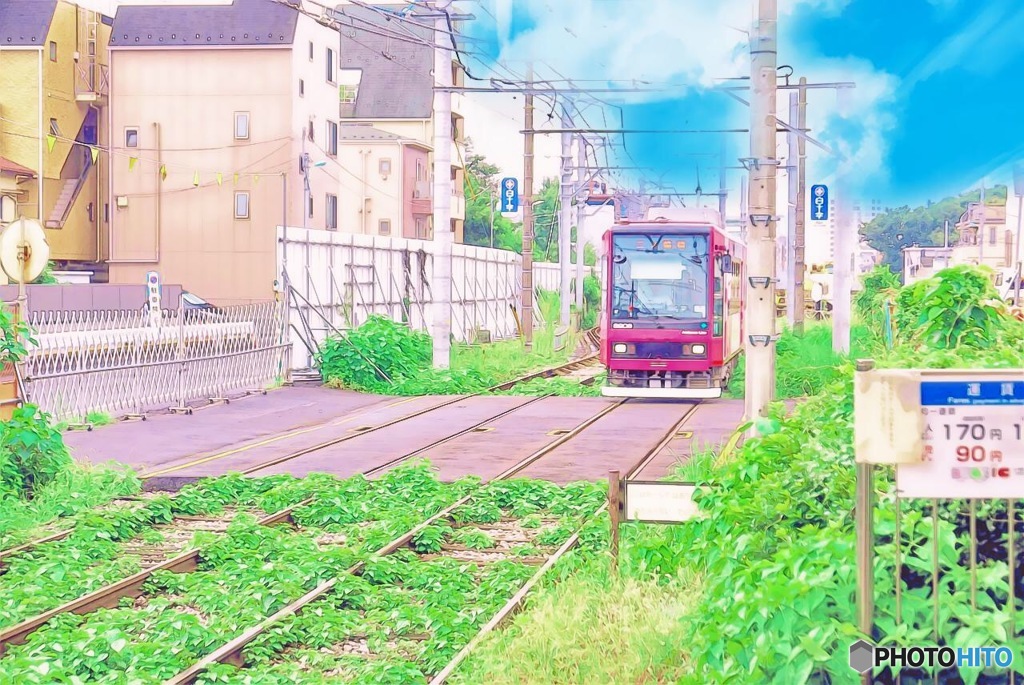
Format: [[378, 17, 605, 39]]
[[160, 165, 167, 181], [233, 173, 239, 185], [129, 157, 138, 171], [46, 135, 57, 152], [90, 146, 99, 163], [193, 171, 200, 187], [216, 172, 223, 186], [254, 175, 260, 185]]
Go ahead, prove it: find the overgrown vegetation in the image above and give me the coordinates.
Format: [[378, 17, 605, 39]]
[[465, 263, 1024, 684], [317, 290, 597, 397], [0, 302, 140, 547]]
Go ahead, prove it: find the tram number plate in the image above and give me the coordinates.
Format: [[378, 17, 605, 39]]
[[623, 481, 700, 524], [897, 379, 1024, 499]]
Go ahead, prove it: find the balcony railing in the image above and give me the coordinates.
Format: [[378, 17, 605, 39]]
[[75, 61, 109, 102]]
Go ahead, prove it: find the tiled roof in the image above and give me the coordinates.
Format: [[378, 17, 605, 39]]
[[339, 125, 404, 141], [0, 0, 57, 47], [335, 4, 433, 119], [110, 0, 298, 48], [0, 156, 37, 177]]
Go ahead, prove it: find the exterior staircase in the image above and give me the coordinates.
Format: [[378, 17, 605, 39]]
[[46, 155, 92, 229]]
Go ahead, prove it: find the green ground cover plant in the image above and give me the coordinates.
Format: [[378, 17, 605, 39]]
[[316, 290, 594, 397], [0, 463, 476, 683]]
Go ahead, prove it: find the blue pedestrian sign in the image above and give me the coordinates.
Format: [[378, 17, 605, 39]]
[[810, 184, 829, 221], [500, 177, 519, 213]]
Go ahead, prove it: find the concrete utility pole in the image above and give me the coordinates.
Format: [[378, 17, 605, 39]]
[[559, 103, 573, 327], [793, 78, 807, 334], [978, 180, 986, 264], [430, 0, 454, 368], [1014, 164, 1024, 306], [833, 185, 853, 354], [743, 0, 779, 430], [739, 175, 748, 242], [785, 90, 798, 328], [575, 133, 587, 314], [521, 63, 535, 348]]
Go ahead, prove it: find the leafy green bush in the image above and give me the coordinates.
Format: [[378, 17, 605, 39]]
[[854, 265, 900, 340], [636, 265, 1024, 683]]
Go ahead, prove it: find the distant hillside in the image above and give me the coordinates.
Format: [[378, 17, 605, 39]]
[[862, 185, 1008, 270]]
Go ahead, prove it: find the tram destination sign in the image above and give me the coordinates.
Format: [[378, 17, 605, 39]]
[[897, 378, 1024, 499]]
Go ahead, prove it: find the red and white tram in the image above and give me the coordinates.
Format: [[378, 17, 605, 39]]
[[599, 207, 746, 399]]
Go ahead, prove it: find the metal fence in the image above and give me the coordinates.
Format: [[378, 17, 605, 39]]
[[854, 363, 1024, 682], [278, 227, 595, 370], [18, 300, 289, 422]]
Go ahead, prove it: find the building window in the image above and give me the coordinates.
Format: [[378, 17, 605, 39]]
[[326, 120, 338, 156], [309, 41, 313, 61], [234, 192, 250, 219], [49, 41, 57, 61], [379, 158, 391, 176], [125, 128, 138, 147], [0, 195, 15, 223], [326, 47, 335, 83], [415, 159, 425, 181], [234, 112, 249, 140], [989, 226, 996, 245], [49, 119, 60, 136], [415, 217, 427, 239], [88, 40, 95, 56], [378, 219, 391, 235], [299, 79, 304, 97], [308, 194, 313, 218], [326, 194, 338, 230]]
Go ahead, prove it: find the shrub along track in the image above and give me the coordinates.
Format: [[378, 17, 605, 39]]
[[0, 339, 604, 575], [159, 400, 703, 685]]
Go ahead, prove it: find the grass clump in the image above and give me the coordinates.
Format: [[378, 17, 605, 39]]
[[453, 559, 697, 685], [317, 290, 582, 396]]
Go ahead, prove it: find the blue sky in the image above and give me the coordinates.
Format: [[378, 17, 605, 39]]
[[460, 0, 1024, 208]]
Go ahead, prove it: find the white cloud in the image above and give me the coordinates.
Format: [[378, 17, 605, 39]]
[[463, 0, 898, 209]]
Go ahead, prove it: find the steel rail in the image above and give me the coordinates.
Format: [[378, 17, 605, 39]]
[[427, 400, 705, 683], [0, 395, 559, 654], [0, 341, 605, 569], [164, 398, 630, 684]]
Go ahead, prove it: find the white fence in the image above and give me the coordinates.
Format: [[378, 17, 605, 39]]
[[18, 301, 289, 422], [278, 227, 594, 370]]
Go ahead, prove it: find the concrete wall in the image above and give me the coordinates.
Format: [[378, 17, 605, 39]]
[[0, 282, 183, 312]]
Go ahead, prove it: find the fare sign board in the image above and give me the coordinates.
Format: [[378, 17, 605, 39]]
[[623, 481, 700, 524], [896, 379, 1024, 498]]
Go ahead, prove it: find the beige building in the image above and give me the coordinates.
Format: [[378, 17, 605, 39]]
[[106, 0, 340, 304], [951, 202, 1012, 270], [336, 2, 466, 243], [337, 124, 432, 239], [902, 245, 953, 285], [0, 0, 111, 274]]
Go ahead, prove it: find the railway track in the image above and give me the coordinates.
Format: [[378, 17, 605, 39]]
[[0, 358, 617, 655], [160, 399, 703, 684], [0, 344, 606, 569]]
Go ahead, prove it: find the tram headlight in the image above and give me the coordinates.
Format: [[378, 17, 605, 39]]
[[613, 343, 628, 354], [690, 344, 705, 355]]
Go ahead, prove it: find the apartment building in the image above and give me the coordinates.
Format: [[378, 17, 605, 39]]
[[0, 0, 111, 273], [951, 201, 1011, 271], [106, 0, 339, 303], [337, 124, 432, 239], [334, 2, 466, 243]]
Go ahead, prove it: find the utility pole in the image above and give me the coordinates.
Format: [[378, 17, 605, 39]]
[[521, 62, 535, 348], [1014, 164, 1024, 306], [575, 133, 587, 315], [739, 175, 748, 242], [430, 0, 454, 368], [719, 138, 728, 220], [793, 77, 807, 334], [743, 0, 778, 431], [489, 187, 494, 248], [833, 184, 853, 354], [978, 180, 986, 265], [785, 89, 798, 328], [559, 102, 573, 327]]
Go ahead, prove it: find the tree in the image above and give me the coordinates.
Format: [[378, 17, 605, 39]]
[[861, 185, 1008, 272], [462, 139, 521, 250]]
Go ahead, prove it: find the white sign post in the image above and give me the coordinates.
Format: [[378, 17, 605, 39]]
[[608, 470, 702, 572]]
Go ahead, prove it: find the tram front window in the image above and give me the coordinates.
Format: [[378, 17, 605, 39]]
[[611, 233, 709, 322]]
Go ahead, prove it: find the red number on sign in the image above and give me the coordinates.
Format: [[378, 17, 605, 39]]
[[956, 445, 986, 462]]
